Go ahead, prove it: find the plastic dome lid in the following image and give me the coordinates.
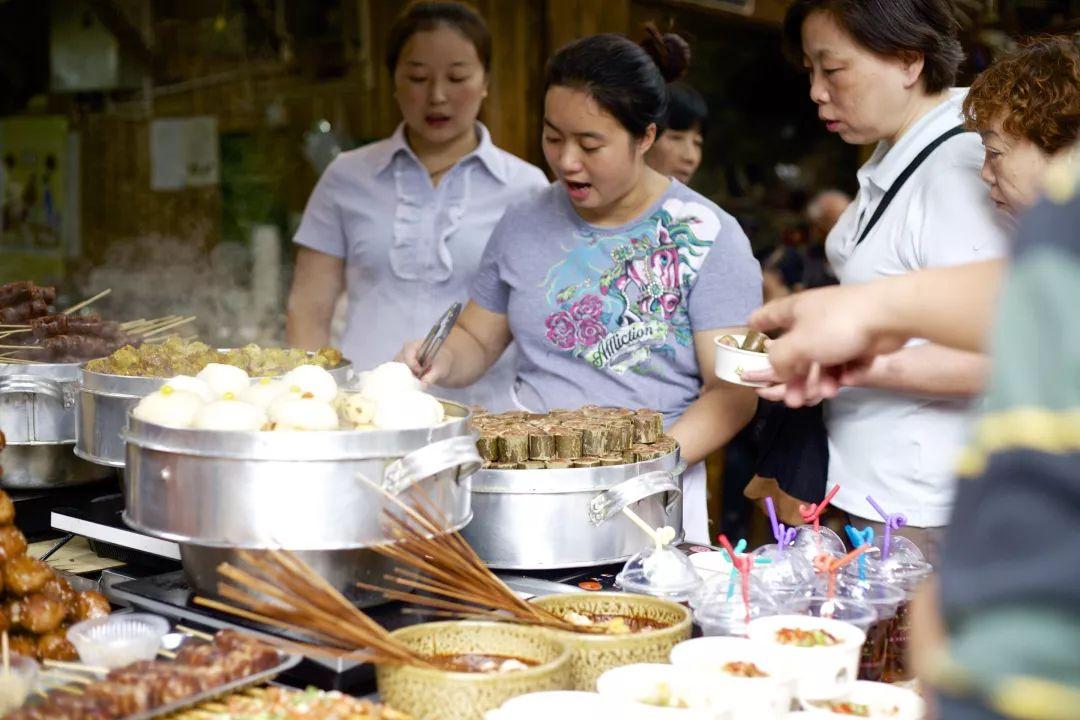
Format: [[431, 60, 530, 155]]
[[840, 553, 933, 593], [751, 545, 817, 601], [825, 578, 906, 618], [616, 544, 703, 602], [691, 574, 784, 637], [790, 525, 847, 565]]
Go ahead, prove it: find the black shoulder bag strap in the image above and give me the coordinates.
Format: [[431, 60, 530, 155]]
[[855, 125, 968, 246]]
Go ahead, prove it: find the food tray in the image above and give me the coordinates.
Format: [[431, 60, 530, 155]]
[[127, 651, 302, 720], [33, 634, 301, 720]]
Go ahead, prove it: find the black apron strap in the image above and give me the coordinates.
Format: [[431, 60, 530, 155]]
[[856, 125, 969, 247]]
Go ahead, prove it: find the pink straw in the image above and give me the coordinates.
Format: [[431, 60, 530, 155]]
[[799, 485, 841, 531], [718, 534, 754, 622]]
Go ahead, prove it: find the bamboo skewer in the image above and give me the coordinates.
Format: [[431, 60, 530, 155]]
[[176, 625, 215, 642], [42, 659, 108, 675], [139, 316, 196, 339], [62, 288, 111, 315]]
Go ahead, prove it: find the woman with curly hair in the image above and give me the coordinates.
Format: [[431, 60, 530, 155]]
[[963, 36, 1080, 216]]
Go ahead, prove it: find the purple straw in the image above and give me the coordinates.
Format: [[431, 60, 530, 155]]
[[765, 497, 782, 545], [866, 495, 908, 561]]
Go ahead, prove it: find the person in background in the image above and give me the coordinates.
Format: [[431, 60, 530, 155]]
[[286, 1, 547, 411], [962, 35, 1080, 218], [801, 188, 849, 288], [398, 28, 762, 543], [645, 81, 709, 185], [744, 0, 1011, 562]]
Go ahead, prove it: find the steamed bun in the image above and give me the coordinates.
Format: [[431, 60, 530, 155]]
[[162, 375, 215, 403], [133, 387, 205, 428], [372, 390, 445, 430], [192, 400, 267, 431], [270, 396, 340, 431], [358, 362, 421, 401], [195, 363, 251, 398], [237, 378, 290, 410], [281, 365, 337, 403], [339, 393, 377, 427]]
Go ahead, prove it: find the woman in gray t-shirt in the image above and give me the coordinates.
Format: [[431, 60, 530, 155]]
[[399, 30, 762, 542]]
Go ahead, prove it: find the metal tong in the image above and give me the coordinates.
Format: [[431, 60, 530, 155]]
[[416, 301, 462, 376]]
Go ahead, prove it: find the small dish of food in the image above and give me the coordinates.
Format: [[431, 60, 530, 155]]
[[596, 663, 732, 718], [485, 691, 613, 719], [670, 636, 793, 720], [799, 680, 924, 719], [747, 615, 865, 701], [714, 333, 773, 387]]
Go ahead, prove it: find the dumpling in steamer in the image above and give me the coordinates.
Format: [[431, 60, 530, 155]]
[[270, 396, 340, 431], [280, 365, 337, 403], [373, 390, 445, 430], [192, 400, 267, 431], [162, 375, 215, 403], [358, 362, 422, 401], [132, 387, 204, 428], [339, 393, 377, 428], [238, 378, 290, 410], [195, 363, 251, 398]]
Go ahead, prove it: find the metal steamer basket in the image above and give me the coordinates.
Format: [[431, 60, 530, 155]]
[[76, 357, 353, 467], [0, 362, 107, 487], [462, 451, 686, 569], [122, 401, 481, 603]]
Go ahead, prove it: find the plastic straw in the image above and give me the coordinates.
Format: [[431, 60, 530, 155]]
[[814, 545, 874, 599], [799, 485, 841, 531], [718, 534, 754, 622], [765, 497, 781, 543], [866, 495, 907, 561], [845, 525, 874, 580]]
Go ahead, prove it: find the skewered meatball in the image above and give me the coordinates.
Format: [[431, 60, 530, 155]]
[[3, 555, 53, 596], [0, 525, 28, 562], [0, 489, 14, 526], [7, 633, 37, 658], [37, 629, 79, 661], [72, 589, 110, 621], [16, 593, 66, 634], [83, 681, 154, 715], [42, 575, 76, 609]]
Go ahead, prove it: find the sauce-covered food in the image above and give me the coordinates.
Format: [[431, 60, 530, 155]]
[[775, 627, 842, 647], [423, 653, 538, 674], [721, 661, 768, 678], [562, 611, 670, 635]]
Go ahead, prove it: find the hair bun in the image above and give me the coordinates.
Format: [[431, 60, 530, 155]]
[[639, 24, 690, 82]]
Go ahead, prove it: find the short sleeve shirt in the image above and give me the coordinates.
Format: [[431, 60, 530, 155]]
[[293, 123, 548, 411], [824, 89, 1010, 526], [472, 180, 762, 422]]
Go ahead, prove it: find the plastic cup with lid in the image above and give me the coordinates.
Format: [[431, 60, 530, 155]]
[[617, 543, 704, 603]]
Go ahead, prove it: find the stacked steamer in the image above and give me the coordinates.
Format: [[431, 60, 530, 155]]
[[0, 487, 111, 662], [122, 361, 480, 604], [76, 337, 349, 467], [464, 406, 685, 569], [0, 281, 132, 488]]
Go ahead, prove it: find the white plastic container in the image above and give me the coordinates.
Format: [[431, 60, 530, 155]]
[[596, 663, 733, 719], [670, 636, 793, 720], [67, 613, 170, 669], [746, 615, 865, 701], [798, 680, 925, 719], [713, 335, 772, 387], [485, 691, 614, 719]]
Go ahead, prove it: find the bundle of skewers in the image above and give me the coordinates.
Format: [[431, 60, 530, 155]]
[[0, 282, 195, 364], [193, 481, 604, 670], [5, 627, 284, 720]]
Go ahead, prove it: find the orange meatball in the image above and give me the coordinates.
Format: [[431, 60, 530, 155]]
[[42, 575, 76, 608], [3, 556, 53, 596], [18, 593, 66, 634], [72, 590, 111, 622], [0, 490, 14, 526], [0, 525, 28, 563], [37, 630, 79, 661], [8, 633, 37, 658]]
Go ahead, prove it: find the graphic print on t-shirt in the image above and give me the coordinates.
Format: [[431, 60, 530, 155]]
[[541, 199, 719, 375]]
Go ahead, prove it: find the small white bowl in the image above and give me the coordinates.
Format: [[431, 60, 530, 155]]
[[670, 637, 793, 720], [714, 335, 772, 387], [597, 663, 733, 718], [485, 691, 614, 719], [746, 615, 865, 701], [67, 613, 170, 669], [799, 680, 925, 719]]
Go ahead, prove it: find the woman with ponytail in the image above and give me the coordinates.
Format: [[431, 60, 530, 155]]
[[398, 28, 762, 541]]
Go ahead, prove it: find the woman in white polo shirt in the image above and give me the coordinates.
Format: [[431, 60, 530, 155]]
[[745, 0, 1009, 560]]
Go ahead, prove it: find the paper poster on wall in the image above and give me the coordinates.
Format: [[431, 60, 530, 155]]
[[0, 116, 69, 283], [150, 116, 220, 191]]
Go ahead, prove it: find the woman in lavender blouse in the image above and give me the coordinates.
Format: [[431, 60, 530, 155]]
[[286, 1, 547, 410]]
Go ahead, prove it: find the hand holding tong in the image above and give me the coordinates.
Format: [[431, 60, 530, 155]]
[[415, 301, 462, 377]]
